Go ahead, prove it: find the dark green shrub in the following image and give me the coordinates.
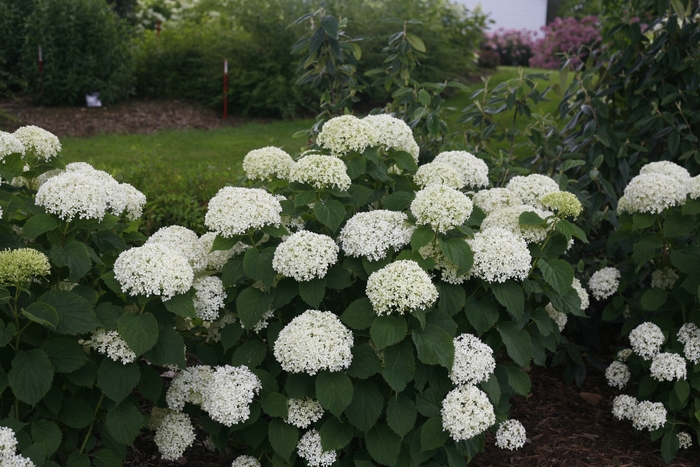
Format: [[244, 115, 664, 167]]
[[0, 0, 32, 94]]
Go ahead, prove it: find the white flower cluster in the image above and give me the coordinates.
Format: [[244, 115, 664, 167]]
[[339, 210, 414, 261], [167, 365, 214, 410], [441, 385, 496, 441], [366, 260, 438, 315], [241, 308, 275, 333], [147, 225, 208, 273], [588, 267, 620, 300], [413, 162, 463, 189], [617, 173, 687, 214], [273, 310, 353, 375], [639, 161, 691, 182], [450, 333, 496, 386], [243, 146, 295, 180], [0, 131, 25, 161], [114, 243, 194, 301], [410, 185, 473, 233], [649, 352, 686, 381], [467, 227, 531, 283], [545, 303, 567, 332], [205, 187, 282, 237], [192, 276, 227, 322], [198, 232, 247, 271], [13, 125, 61, 161], [689, 176, 700, 200], [316, 115, 375, 156], [0, 426, 35, 467], [678, 323, 700, 364], [617, 348, 632, 362], [152, 410, 196, 461], [297, 429, 337, 467], [505, 174, 560, 210], [495, 419, 527, 450], [231, 455, 262, 467], [611, 394, 639, 421], [272, 231, 338, 281], [364, 114, 419, 161], [471, 187, 522, 215], [651, 267, 678, 290], [80, 328, 136, 364], [605, 361, 630, 389], [433, 151, 489, 189], [418, 241, 468, 285], [632, 401, 667, 431], [206, 313, 237, 343], [678, 432, 693, 450], [286, 398, 325, 428], [629, 322, 665, 360], [288, 154, 352, 191], [572, 278, 590, 311], [480, 205, 552, 244]]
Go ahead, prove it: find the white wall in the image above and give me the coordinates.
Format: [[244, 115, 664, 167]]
[[453, 0, 548, 34]]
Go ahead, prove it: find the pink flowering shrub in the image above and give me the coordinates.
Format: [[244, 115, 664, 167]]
[[530, 16, 601, 69], [483, 28, 537, 67]]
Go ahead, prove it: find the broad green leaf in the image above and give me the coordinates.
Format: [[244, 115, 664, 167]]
[[491, 281, 524, 321], [231, 340, 268, 368], [21, 444, 46, 467], [39, 290, 99, 335], [272, 278, 299, 308], [341, 297, 376, 330], [411, 226, 434, 250], [236, 287, 274, 330], [480, 373, 501, 406], [261, 392, 288, 418], [344, 157, 366, 180], [22, 302, 58, 330], [243, 247, 276, 289], [40, 337, 87, 373], [51, 241, 91, 282], [538, 259, 574, 295], [211, 234, 237, 252], [65, 360, 96, 388], [97, 359, 140, 404], [294, 190, 317, 207], [633, 236, 661, 267], [663, 212, 695, 238], [438, 238, 473, 274], [366, 423, 401, 466], [661, 430, 680, 464], [412, 324, 454, 368], [314, 200, 346, 232], [438, 283, 466, 316], [390, 151, 418, 173], [66, 454, 91, 467], [383, 191, 414, 211], [347, 343, 382, 379], [320, 416, 354, 451], [530, 307, 554, 337], [8, 349, 53, 405], [386, 395, 416, 438], [641, 289, 667, 311], [464, 297, 499, 335], [268, 418, 298, 461], [345, 380, 384, 432], [137, 364, 162, 404], [633, 213, 656, 230], [382, 340, 415, 392], [95, 303, 122, 331], [503, 363, 531, 396], [285, 373, 315, 399], [675, 380, 690, 405], [22, 214, 57, 239], [420, 417, 448, 452], [316, 371, 353, 417], [497, 322, 533, 367], [519, 211, 545, 225], [299, 278, 326, 308], [144, 324, 186, 369], [221, 323, 245, 353], [163, 291, 196, 318], [405, 32, 426, 52], [31, 420, 61, 457], [371, 315, 407, 349], [321, 15, 339, 38], [222, 255, 245, 286], [118, 312, 158, 356], [415, 388, 442, 417], [325, 264, 353, 290], [243, 418, 268, 450], [671, 247, 700, 275], [105, 401, 143, 445], [93, 449, 123, 467]]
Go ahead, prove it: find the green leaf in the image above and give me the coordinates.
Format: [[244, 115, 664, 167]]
[[641, 289, 668, 311], [321, 15, 339, 38], [390, 151, 418, 173], [8, 349, 53, 405], [663, 212, 695, 238], [243, 247, 276, 289], [464, 297, 499, 334], [675, 379, 690, 405], [221, 322, 245, 353], [0, 320, 13, 348], [65, 360, 96, 387], [382, 340, 415, 392], [491, 281, 525, 321], [530, 307, 554, 337], [633, 213, 656, 230], [51, 241, 91, 282], [661, 430, 680, 464], [345, 157, 367, 180], [314, 200, 346, 232], [320, 416, 354, 451], [405, 32, 426, 52], [118, 312, 158, 356], [316, 371, 353, 418], [420, 417, 448, 452], [97, 359, 140, 404], [268, 418, 298, 461], [101, 271, 124, 295], [39, 290, 99, 335], [261, 392, 288, 418], [503, 363, 531, 396], [371, 316, 407, 349], [40, 337, 87, 373], [105, 401, 143, 445], [95, 303, 122, 330], [163, 291, 196, 318], [386, 395, 416, 438], [366, 422, 401, 466], [345, 380, 384, 432], [633, 236, 661, 267], [497, 322, 532, 367], [211, 234, 237, 252], [58, 398, 95, 428], [21, 443, 46, 466], [480, 373, 501, 406], [383, 191, 414, 211], [66, 454, 91, 467], [137, 364, 162, 404], [295, 190, 317, 207], [231, 340, 268, 368], [412, 324, 454, 368], [272, 278, 299, 308], [411, 226, 434, 250], [299, 278, 326, 308], [31, 420, 61, 457], [144, 324, 186, 369], [438, 284, 466, 316], [438, 238, 473, 274], [236, 287, 274, 330], [538, 259, 574, 295], [22, 214, 57, 239], [347, 343, 382, 379], [22, 302, 58, 330], [519, 211, 546, 226], [341, 297, 376, 330], [93, 449, 123, 467]]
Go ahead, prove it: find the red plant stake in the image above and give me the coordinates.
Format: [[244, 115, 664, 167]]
[[223, 59, 228, 120]]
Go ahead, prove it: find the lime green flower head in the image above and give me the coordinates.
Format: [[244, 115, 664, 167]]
[[540, 192, 583, 219], [0, 248, 51, 285]]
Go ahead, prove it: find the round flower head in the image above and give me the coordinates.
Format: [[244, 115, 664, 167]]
[[363, 114, 419, 161], [0, 248, 50, 285], [418, 241, 468, 285], [205, 187, 282, 237], [198, 232, 248, 271], [506, 174, 560, 210], [495, 420, 527, 450], [273, 310, 353, 375], [316, 115, 376, 156], [588, 267, 620, 300], [120, 183, 147, 221], [166, 366, 214, 411], [651, 267, 678, 290], [0, 426, 18, 453], [0, 131, 25, 161], [689, 176, 700, 200], [13, 125, 61, 161], [650, 352, 686, 381], [617, 173, 687, 214], [231, 455, 262, 467], [36, 170, 112, 221], [480, 205, 552, 244], [441, 385, 496, 441], [366, 260, 438, 315], [433, 151, 489, 189], [153, 411, 196, 461], [243, 146, 295, 180], [147, 225, 208, 273], [629, 322, 665, 360], [540, 191, 583, 218], [605, 361, 631, 389], [572, 278, 590, 311], [612, 394, 638, 421], [114, 243, 194, 301], [632, 401, 667, 431], [410, 185, 473, 233], [413, 162, 463, 189], [677, 323, 700, 345], [286, 398, 325, 428], [545, 303, 567, 332], [617, 348, 633, 362], [467, 227, 531, 283], [639, 161, 691, 182], [272, 231, 339, 281], [80, 329, 136, 364], [200, 365, 262, 426], [678, 432, 693, 450], [339, 210, 414, 261], [192, 276, 227, 322], [450, 333, 496, 386], [288, 154, 351, 191], [297, 429, 337, 467], [472, 187, 523, 215]]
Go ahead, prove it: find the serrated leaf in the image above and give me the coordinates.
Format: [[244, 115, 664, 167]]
[[316, 371, 353, 418], [438, 283, 466, 316], [383, 191, 414, 211], [39, 290, 99, 335], [519, 211, 545, 225], [66, 454, 91, 467], [65, 359, 96, 388], [491, 280, 525, 321], [22, 302, 58, 330], [51, 241, 91, 282], [633, 213, 656, 230], [40, 337, 87, 373], [93, 449, 123, 467], [137, 364, 162, 404], [144, 324, 186, 369], [341, 297, 376, 330], [386, 395, 416, 438], [345, 381, 384, 432], [347, 343, 382, 379], [633, 236, 661, 267], [21, 443, 46, 466], [675, 379, 690, 405], [420, 417, 448, 452], [261, 392, 288, 418], [22, 214, 57, 239], [31, 420, 61, 457], [503, 363, 531, 396], [661, 429, 680, 463], [221, 322, 245, 353], [641, 288, 667, 311], [320, 416, 354, 451], [314, 200, 346, 232], [371, 315, 407, 349], [268, 418, 298, 461], [163, 291, 196, 318], [231, 340, 268, 368], [9, 349, 53, 405], [95, 303, 122, 330], [497, 322, 532, 367], [366, 423, 401, 466], [390, 151, 418, 173], [538, 259, 574, 295], [299, 278, 326, 308], [97, 359, 140, 404], [118, 312, 158, 356], [412, 324, 454, 368], [211, 234, 237, 252], [236, 287, 274, 330], [464, 297, 499, 334], [243, 247, 276, 289], [105, 401, 143, 445], [382, 340, 415, 392], [438, 238, 473, 274], [411, 226, 434, 250]]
